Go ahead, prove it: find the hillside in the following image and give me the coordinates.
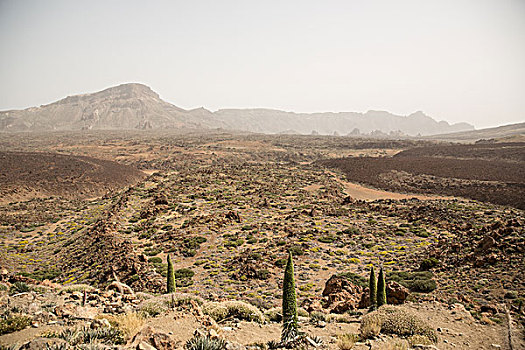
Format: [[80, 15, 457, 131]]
[[424, 121, 525, 142], [0, 83, 474, 136], [0, 151, 145, 203]]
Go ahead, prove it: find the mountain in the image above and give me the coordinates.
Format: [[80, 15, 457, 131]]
[[424, 122, 525, 142], [0, 83, 474, 136]]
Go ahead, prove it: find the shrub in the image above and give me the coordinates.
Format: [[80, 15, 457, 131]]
[[275, 258, 287, 268], [60, 284, 95, 293], [9, 282, 30, 295], [0, 314, 32, 335], [185, 334, 226, 350], [419, 258, 439, 271], [255, 269, 271, 280], [44, 326, 125, 345], [360, 306, 437, 343], [388, 271, 437, 293], [338, 271, 368, 288], [288, 245, 304, 256], [407, 334, 434, 346], [103, 312, 145, 340], [175, 268, 195, 279], [203, 301, 264, 323], [336, 333, 358, 350], [148, 257, 162, 264]]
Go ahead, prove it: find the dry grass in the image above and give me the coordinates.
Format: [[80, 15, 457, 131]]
[[104, 312, 146, 340], [336, 333, 358, 350]]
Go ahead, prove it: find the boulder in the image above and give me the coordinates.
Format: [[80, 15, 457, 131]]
[[107, 281, 135, 295], [128, 326, 178, 350], [322, 275, 363, 313], [301, 297, 324, 313], [386, 281, 410, 305]]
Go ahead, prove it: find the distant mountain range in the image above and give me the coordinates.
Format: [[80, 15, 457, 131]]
[[0, 83, 475, 136]]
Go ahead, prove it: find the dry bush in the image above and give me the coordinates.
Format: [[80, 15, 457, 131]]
[[336, 333, 358, 350], [326, 313, 353, 323], [104, 312, 145, 340], [407, 334, 434, 346], [59, 284, 95, 293], [359, 306, 437, 343], [203, 301, 264, 323], [359, 313, 382, 339], [137, 293, 204, 317]]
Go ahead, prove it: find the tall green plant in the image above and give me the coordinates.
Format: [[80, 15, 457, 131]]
[[377, 267, 387, 307], [281, 251, 298, 343], [166, 254, 176, 294], [369, 266, 377, 310]]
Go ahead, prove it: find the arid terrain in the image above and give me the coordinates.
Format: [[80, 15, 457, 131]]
[[0, 131, 523, 350]]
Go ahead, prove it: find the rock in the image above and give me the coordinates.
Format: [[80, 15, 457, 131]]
[[476, 236, 496, 253], [107, 281, 135, 295], [301, 297, 324, 313], [386, 281, 410, 305], [322, 274, 363, 313], [91, 318, 111, 329], [129, 326, 178, 350], [359, 282, 410, 308], [20, 338, 68, 350], [138, 341, 157, 350], [412, 345, 440, 350]]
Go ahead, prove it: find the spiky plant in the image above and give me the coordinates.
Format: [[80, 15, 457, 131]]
[[377, 267, 387, 307], [369, 266, 377, 310], [185, 334, 226, 350], [166, 254, 176, 294], [281, 251, 298, 344]]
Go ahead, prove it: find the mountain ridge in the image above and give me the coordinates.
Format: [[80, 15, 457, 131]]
[[0, 83, 474, 136]]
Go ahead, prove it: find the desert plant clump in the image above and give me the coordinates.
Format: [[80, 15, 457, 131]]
[[0, 314, 32, 335], [369, 266, 377, 310], [281, 251, 299, 344], [376, 267, 386, 308], [336, 333, 359, 350], [202, 301, 264, 323], [360, 305, 438, 343], [185, 334, 226, 350], [166, 254, 176, 294]]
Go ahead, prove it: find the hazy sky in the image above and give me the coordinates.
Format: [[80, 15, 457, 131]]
[[1, 0, 524, 129]]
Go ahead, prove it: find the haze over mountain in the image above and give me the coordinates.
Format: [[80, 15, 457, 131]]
[[0, 83, 474, 136]]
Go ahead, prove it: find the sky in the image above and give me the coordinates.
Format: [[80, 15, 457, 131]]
[[1, 0, 524, 129]]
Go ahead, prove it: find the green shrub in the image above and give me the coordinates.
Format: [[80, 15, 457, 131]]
[[419, 258, 439, 271], [338, 271, 367, 288], [288, 245, 304, 256], [10, 282, 30, 295], [0, 314, 32, 335], [255, 269, 270, 280], [148, 257, 162, 264], [318, 235, 336, 243], [388, 271, 437, 293], [175, 268, 194, 279], [275, 258, 287, 268]]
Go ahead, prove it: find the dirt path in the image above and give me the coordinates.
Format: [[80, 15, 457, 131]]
[[328, 171, 454, 201]]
